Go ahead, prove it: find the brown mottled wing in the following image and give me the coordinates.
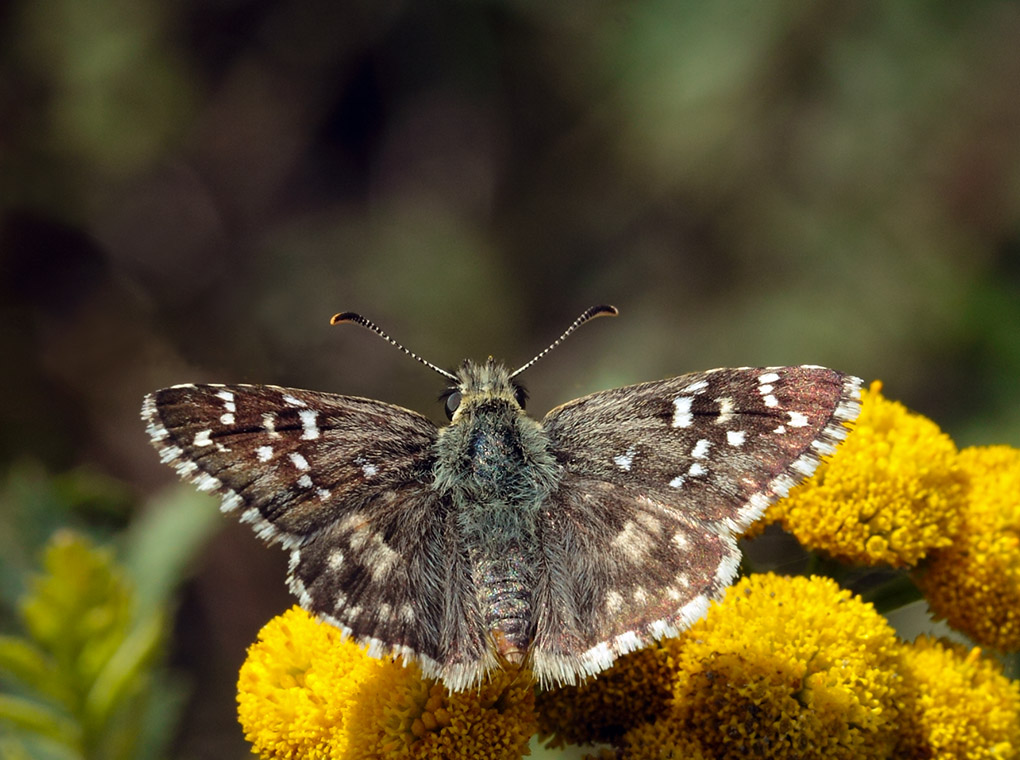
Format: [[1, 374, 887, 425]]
[[142, 383, 489, 687], [530, 366, 861, 685]]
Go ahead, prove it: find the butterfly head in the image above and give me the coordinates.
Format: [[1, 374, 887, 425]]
[[441, 358, 528, 422], [333, 305, 617, 425]]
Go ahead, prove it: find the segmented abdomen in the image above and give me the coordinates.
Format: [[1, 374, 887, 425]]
[[475, 549, 532, 662]]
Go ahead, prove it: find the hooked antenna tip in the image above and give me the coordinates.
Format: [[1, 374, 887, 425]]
[[589, 304, 619, 319], [330, 312, 363, 326]]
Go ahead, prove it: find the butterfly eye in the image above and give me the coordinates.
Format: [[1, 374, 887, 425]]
[[444, 391, 462, 420], [513, 384, 528, 410]]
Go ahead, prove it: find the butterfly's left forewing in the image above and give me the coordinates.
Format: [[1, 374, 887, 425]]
[[530, 366, 861, 684]]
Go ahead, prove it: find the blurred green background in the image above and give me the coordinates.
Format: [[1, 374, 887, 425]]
[[2, 1, 1019, 757]]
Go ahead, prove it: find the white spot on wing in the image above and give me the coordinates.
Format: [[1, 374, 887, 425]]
[[758, 372, 780, 384], [726, 430, 746, 446], [613, 448, 637, 471], [193, 429, 213, 447], [688, 462, 707, 477], [219, 413, 235, 425], [289, 452, 310, 471], [299, 409, 320, 440], [256, 445, 274, 462], [788, 410, 810, 428], [282, 393, 307, 408], [364, 538, 400, 581], [611, 521, 654, 559], [691, 439, 711, 459], [262, 413, 281, 438], [715, 396, 735, 424], [669, 475, 685, 489], [672, 396, 694, 428]]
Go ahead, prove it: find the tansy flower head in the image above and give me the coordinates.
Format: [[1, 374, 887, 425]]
[[916, 445, 1020, 651], [541, 574, 904, 759], [660, 573, 903, 759], [236, 606, 535, 759], [894, 636, 1020, 758], [769, 380, 965, 566]]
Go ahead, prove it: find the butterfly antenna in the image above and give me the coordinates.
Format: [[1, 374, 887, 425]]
[[510, 304, 618, 378], [331, 312, 458, 382]]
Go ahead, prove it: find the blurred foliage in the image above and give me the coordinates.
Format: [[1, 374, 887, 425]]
[[0, 464, 134, 623], [0, 466, 221, 759]]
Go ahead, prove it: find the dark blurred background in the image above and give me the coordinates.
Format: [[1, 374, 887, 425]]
[[2, 1, 1019, 757]]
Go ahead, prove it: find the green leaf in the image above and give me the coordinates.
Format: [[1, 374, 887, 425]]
[[5, 525, 196, 760], [0, 637, 72, 710], [127, 670, 188, 760], [120, 486, 221, 622], [0, 694, 79, 751], [83, 613, 164, 733], [19, 533, 132, 687]]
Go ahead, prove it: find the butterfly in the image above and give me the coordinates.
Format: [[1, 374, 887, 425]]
[[142, 305, 861, 690]]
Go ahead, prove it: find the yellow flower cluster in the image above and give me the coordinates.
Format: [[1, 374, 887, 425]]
[[755, 381, 1020, 653], [917, 446, 1020, 650], [543, 574, 904, 759], [895, 636, 1020, 758], [236, 607, 535, 760], [766, 381, 965, 566], [539, 574, 1020, 759]]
